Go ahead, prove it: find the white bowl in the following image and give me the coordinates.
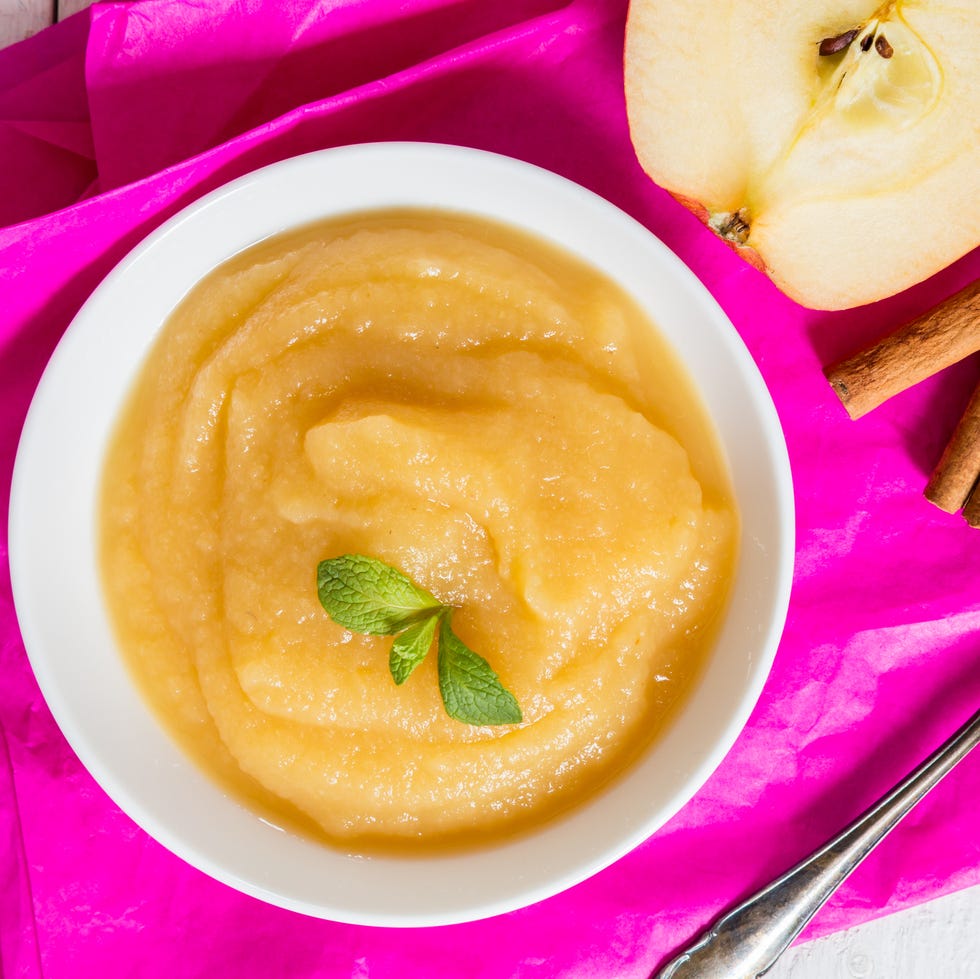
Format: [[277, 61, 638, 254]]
[[9, 142, 794, 926]]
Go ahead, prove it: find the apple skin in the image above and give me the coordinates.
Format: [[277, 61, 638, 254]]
[[623, 0, 980, 310]]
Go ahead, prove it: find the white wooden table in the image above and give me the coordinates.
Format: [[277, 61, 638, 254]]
[[1, 2, 977, 975], [0, 0, 90, 42]]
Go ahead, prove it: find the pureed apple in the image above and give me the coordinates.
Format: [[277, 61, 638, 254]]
[[99, 210, 738, 849]]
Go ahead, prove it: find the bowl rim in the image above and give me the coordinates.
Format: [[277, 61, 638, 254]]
[[8, 141, 795, 926]]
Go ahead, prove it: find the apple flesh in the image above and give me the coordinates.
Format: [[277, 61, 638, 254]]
[[624, 0, 980, 310]]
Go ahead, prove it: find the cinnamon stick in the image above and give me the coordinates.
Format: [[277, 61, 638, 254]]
[[825, 280, 980, 419], [924, 379, 980, 513], [963, 484, 980, 529]]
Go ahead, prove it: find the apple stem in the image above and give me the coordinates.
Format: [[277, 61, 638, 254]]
[[711, 211, 750, 245]]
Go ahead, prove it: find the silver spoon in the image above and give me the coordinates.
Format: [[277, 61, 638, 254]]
[[652, 707, 980, 979]]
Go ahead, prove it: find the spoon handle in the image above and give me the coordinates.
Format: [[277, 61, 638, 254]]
[[653, 707, 980, 979]]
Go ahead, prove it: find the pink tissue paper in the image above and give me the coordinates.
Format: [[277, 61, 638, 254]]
[[1, 1, 979, 976]]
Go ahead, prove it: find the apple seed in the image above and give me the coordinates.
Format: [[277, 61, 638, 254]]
[[860, 33, 874, 52], [818, 28, 859, 57], [875, 34, 894, 59]]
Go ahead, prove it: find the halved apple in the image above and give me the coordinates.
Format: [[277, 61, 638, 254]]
[[624, 0, 980, 310]]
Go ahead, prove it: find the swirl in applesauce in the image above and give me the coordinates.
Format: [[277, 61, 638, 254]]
[[99, 210, 738, 849]]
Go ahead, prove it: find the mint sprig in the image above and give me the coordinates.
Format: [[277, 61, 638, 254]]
[[389, 613, 440, 685], [316, 554, 522, 726], [315, 554, 442, 634], [437, 616, 522, 726]]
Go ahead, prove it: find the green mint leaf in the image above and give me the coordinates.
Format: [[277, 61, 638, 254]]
[[316, 554, 442, 635], [437, 618, 522, 726], [389, 611, 441, 685], [314, 554, 523, 726]]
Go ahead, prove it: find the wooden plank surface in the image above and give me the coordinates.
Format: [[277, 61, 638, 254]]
[[0, 0, 55, 47], [0, 0, 95, 48], [58, 0, 96, 18]]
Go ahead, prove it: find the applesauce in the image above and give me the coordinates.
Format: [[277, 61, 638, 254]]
[[99, 209, 738, 849]]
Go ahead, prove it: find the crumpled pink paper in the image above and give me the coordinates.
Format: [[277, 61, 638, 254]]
[[1, 1, 978, 976]]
